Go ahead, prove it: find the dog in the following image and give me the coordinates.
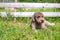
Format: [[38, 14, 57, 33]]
[[31, 12, 55, 32]]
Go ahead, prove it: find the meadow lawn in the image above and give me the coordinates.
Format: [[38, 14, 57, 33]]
[[0, 8, 60, 40]]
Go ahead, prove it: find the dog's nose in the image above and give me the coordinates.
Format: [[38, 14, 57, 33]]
[[41, 20, 44, 23]]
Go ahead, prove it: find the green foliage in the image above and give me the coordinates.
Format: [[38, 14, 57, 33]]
[[0, 17, 60, 40], [18, 0, 60, 3], [0, 8, 6, 12], [0, 8, 60, 12], [0, 7, 60, 40], [17, 8, 60, 12], [0, 0, 60, 3]]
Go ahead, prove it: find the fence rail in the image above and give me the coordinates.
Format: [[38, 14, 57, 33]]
[[0, 3, 60, 17], [0, 3, 60, 8], [0, 12, 60, 17]]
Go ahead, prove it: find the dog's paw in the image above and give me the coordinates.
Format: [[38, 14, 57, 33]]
[[34, 30, 38, 32]]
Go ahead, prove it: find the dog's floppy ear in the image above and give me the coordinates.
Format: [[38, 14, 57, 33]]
[[32, 16, 35, 22]]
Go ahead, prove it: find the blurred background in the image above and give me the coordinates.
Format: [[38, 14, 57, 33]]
[[0, 0, 60, 40]]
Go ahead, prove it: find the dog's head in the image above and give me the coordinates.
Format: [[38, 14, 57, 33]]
[[32, 12, 44, 23]]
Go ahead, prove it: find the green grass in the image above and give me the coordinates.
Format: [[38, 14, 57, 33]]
[[0, 8, 6, 12], [19, 0, 60, 3], [0, 8, 60, 40], [17, 8, 60, 12], [0, 17, 60, 40], [0, 8, 60, 12]]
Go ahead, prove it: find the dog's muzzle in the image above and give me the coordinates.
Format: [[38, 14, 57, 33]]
[[41, 20, 44, 23]]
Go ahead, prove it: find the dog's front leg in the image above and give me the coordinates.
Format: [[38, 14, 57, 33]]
[[45, 20, 55, 26], [41, 23, 48, 30], [31, 22, 37, 32], [41, 23, 51, 31]]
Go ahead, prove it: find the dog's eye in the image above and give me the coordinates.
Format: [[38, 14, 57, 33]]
[[37, 16, 40, 18], [42, 16, 43, 17]]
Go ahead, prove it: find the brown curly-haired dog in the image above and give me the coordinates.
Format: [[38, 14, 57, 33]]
[[31, 12, 55, 32]]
